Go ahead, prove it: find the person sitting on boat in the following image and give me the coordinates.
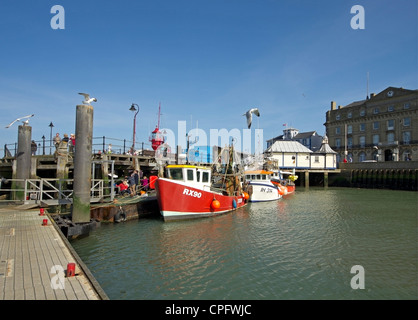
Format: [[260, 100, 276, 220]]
[[117, 179, 130, 196]]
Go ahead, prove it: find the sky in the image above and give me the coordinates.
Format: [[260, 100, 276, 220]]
[[0, 0, 417, 155]]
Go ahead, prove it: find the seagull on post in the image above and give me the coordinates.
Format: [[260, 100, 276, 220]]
[[79, 93, 97, 105], [243, 108, 260, 129], [5, 114, 35, 128]]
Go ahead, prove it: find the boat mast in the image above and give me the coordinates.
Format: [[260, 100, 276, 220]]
[[157, 102, 161, 129]]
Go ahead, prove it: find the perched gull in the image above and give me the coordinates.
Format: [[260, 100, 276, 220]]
[[5, 114, 35, 128], [79, 93, 97, 105], [243, 108, 260, 129]]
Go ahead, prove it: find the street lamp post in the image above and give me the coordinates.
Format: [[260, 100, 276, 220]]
[[49, 122, 54, 155], [129, 104, 139, 155]]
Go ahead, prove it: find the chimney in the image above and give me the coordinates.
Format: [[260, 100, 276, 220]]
[[331, 101, 336, 110]]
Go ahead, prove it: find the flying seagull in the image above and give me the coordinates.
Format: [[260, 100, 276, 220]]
[[79, 93, 97, 105], [243, 108, 260, 129], [5, 114, 35, 128]]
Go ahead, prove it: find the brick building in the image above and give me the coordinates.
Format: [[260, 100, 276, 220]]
[[324, 87, 418, 162]]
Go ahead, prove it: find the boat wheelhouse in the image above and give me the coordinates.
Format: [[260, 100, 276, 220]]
[[244, 170, 281, 202]]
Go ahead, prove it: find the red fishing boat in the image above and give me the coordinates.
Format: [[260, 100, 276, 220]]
[[155, 146, 249, 221]]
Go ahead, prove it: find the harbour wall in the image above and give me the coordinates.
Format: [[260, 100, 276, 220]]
[[328, 162, 418, 191]]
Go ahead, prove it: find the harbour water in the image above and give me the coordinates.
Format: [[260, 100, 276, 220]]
[[71, 187, 417, 300]]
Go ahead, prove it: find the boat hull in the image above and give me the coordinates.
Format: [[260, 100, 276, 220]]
[[155, 178, 247, 221], [248, 182, 281, 202]]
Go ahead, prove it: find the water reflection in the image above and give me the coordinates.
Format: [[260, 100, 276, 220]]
[[72, 188, 418, 300]]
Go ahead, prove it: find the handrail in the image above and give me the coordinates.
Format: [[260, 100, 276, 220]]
[[2, 136, 153, 157], [0, 178, 114, 205]]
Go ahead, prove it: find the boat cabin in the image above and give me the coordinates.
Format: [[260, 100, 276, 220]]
[[165, 165, 212, 191], [244, 170, 273, 182]]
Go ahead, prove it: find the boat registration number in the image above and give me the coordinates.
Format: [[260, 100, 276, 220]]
[[183, 188, 202, 198]]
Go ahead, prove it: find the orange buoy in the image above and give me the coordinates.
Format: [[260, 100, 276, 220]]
[[243, 192, 249, 200], [211, 199, 221, 209]]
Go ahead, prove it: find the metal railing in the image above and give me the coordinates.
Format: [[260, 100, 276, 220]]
[[0, 178, 115, 205], [2, 136, 152, 158]]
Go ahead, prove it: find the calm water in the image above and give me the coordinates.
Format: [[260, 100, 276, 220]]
[[71, 187, 418, 300]]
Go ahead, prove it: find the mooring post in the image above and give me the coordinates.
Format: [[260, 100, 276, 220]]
[[304, 170, 309, 188], [15, 125, 32, 200], [72, 104, 93, 223]]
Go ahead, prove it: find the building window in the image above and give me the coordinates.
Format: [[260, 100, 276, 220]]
[[388, 105, 394, 112], [335, 138, 341, 148], [335, 127, 341, 134], [360, 109, 366, 116], [347, 125, 352, 134], [373, 107, 379, 114], [373, 121, 379, 130], [403, 117, 411, 126], [314, 156, 320, 163], [359, 152, 366, 162], [387, 119, 394, 130], [404, 103, 410, 109], [403, 150, 412, 161], [359, 123, 365, 132], [347, 137, 353, 148], [373, 134, 379, 145], [336, 114, 341, 120], [359, 136, 366, 148], [347, 111, 352, 118], [387, 132, 395, 143], [403, 131, 411, 144]]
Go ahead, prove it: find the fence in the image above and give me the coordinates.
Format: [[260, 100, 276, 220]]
[[0, 178, 114, 205], [2, 136, 151, 158]]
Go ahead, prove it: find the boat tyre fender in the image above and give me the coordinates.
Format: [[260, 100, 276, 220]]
[[114, 207, 127, 223]]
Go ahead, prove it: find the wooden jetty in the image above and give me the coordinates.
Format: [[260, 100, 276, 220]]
[[0, 206, 108, 300]]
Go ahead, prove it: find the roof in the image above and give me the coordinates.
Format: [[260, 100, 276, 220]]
[[317, 143, 337, 154], [167, 164, 210, 170], [293, 131, 317, 139], [266, 140, 313, 153]]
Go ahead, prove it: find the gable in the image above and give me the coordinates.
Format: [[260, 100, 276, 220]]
[[369, 87, 417, 102]]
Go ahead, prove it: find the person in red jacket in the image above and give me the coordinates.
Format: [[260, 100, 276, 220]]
[[117, 180, 130, 196]]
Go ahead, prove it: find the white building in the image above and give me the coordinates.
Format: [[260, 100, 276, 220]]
[[265, 137, 337, 170]]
